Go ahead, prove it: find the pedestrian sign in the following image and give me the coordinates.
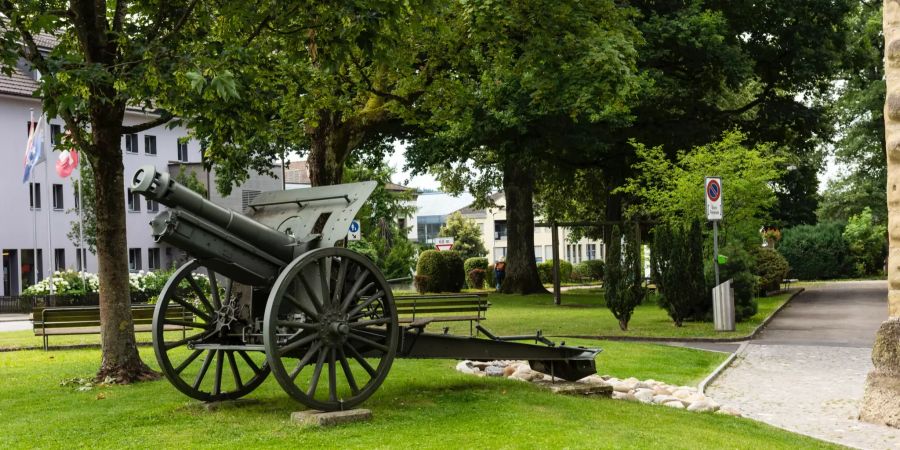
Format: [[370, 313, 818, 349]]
[[348, 220, 361, 241]]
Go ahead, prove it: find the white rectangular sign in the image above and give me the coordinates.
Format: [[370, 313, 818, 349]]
[[348, 220, 361, 241], [705, 177, 723, 221]]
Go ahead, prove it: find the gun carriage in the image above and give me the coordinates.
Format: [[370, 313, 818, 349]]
[[132, 166, 598, 411]]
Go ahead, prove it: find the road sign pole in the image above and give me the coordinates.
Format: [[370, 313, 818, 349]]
[[713, 220, 719, 287]]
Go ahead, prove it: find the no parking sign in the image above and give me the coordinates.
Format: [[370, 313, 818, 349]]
[[705, 177, 723, 221]]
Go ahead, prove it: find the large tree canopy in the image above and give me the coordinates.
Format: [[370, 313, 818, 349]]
[[0, 0, 219, 381], [406, 0, 642, 294]]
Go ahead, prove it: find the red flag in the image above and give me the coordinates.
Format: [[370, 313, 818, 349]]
[[56, 149, 79, 178]]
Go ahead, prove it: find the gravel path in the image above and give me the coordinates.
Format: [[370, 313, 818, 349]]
[[707, 281, 900, 450]]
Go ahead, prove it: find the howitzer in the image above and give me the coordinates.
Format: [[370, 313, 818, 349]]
[[132, 166, 599, 411]]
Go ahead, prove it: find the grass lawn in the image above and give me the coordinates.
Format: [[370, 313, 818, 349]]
[[0, 288, 794, 350], [0, 343, 836, 449], [437, 289, 795, 339]]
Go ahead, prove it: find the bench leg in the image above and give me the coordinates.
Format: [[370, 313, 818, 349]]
[[44, 335, 48, 351]]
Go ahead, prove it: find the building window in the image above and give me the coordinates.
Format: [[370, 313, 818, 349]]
[[74, 188, 80, 209], [577, 244, 583, 264], [29, 182, 41, 209], [148, 248, 161, 270], [586, 244, 596, 261], [398, 218, 407, 230], [50, 124, 62, 145], [493, 247, 507, 260], [76, 248, 87, 271], [127, 188, 141, 212], [124, 133, 139, 153], [534, 246, 543, 264], [52, 184, 64, 210], [26, 121, 37, 136], [494, 221, 508, 240], [146, 198, 159, 213], [144, 135, 157, 155], [54, 248, 65, 271], [544, 245, 553, 261], [177, 140, 189, 162], [128, 248, 142, 271]]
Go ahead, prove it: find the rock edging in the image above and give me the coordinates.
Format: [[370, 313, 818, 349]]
[[455, 360, 740, 416]]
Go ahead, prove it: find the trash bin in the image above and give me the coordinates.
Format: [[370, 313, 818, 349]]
[[713, 279, 735, 331]]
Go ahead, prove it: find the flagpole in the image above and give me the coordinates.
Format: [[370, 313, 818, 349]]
[[78, 165, 87, 289], [43, 116, 54, 296], [29, 109, 38, 295]]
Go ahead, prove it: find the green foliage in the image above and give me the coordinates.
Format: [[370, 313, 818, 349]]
[[438, 213, 487, 260], [576, 260, 606, 281], [605, 225, 645, 330], [343, 158, 417, 280], [414, 250, 465, 293], [67, 163, 96, 254], [486, 263, 495, 289], [842, 207, 887, 277], [172, 166, 209, 198], [651, 221, 706, 326], [704, 243, 758, 322], [751, 247, 790, 294], [466, 269, 486, 290], [537, 260, 573, 284], [779, 223, 851, 280], [819, 4, 886, 226], [464, 257, 489, 288], [621, 131, 783, 246]]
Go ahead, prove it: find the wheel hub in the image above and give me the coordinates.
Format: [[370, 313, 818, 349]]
[[320, 313, 350, 346]]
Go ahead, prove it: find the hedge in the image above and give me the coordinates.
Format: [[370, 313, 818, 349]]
[[779, 222, 851, 280], [464, 257, 489, 288], [751, 247, 789, 294], [537, 260, 573, 284], [415, 250, 465, 293]]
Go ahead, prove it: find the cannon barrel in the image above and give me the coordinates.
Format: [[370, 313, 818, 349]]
[[131, 166, 295, 264]]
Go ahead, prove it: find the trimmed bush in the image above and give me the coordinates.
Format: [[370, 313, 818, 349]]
[[576, 259, 605, 281], [751, 247, 789, 294], [486, 263, 495, 288], [779, 222, 850, 280], [415, 250, 465, 293], [537, 260, 573, 284], [464, 257, 489, 288], [467, 269, 486, 290], [414, 275, 433, 294]]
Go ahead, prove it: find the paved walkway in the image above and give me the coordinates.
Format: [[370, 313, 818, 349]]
[[708, 280, 900, 449]]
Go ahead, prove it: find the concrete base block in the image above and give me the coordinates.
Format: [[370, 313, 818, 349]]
[[291, 409, 372, 427], [200, 398, 260, 412], [532, 380, 612, 397]]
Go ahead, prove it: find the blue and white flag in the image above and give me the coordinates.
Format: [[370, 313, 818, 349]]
[[22, 114, 46, 183]]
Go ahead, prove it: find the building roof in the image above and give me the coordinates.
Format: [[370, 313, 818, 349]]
[[0, 64, 38, 97], [455, 191, 503, 217], [416, 191, 474, 217]]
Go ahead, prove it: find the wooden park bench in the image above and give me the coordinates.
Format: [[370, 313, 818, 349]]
[[32, 304, 191, 350], [394, 293, 490, 335]]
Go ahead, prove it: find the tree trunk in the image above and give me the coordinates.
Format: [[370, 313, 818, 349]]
[[860, 1, 900, 427], [90, 109, 158, 383], [306, 110, 366, 187], [500, 159, 548, 294]]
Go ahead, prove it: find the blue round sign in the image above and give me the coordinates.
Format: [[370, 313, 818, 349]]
[[707, 179, 721, 201], [349, 221, 360, 233]]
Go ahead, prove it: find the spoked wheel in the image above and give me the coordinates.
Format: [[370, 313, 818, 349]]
[[153, 260, 269, 402], [264, 247, 399, 411]]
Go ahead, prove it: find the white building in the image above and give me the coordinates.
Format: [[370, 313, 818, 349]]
[[457, 193, 606, 265], [0, 58, 281, 296]]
